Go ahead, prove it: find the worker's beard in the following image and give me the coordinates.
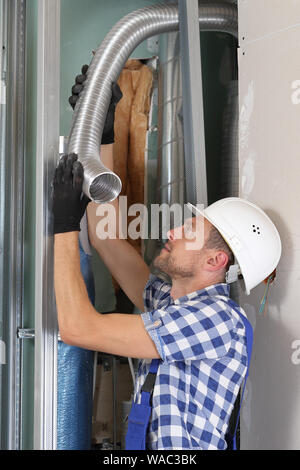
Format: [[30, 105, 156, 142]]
[[154, 249, 195, 279]]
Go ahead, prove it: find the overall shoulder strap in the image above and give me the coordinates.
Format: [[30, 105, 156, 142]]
[[140, 359, 160, 406], [126, 358, 161, 451]]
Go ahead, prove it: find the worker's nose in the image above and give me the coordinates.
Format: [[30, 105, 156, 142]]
[[167, 225, 184, 241]]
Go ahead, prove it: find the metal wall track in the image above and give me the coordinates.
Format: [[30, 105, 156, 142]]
[[0, 0, 26, 450]]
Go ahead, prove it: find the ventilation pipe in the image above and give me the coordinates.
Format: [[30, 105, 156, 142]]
[[68, 2, 238, 203]]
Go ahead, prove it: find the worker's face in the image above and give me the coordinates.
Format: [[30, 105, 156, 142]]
[[154, 216, 212, 279]]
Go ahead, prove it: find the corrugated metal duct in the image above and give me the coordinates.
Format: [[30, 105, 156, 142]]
[[68, 2, 238, 203]]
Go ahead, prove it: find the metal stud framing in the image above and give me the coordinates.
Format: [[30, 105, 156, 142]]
[[178, 0, 208, 207], [0, 0, 26, 450], [34, 0, 60, 450]]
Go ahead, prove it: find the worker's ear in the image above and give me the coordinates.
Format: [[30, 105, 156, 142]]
[[205, 250, 228, 272]]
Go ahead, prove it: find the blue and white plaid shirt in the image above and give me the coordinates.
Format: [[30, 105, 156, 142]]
[[134, 274, 248, 450]]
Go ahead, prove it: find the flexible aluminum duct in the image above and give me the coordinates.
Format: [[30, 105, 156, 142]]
[[68, 2, 237, 203]]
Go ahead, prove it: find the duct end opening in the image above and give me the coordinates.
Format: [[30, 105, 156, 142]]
[[90, 172, 122, 203]]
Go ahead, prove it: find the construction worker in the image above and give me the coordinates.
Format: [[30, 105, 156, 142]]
[[52, 77, 281, 451]]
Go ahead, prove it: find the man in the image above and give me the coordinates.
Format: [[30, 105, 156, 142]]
[[53, 76, 281, 450]]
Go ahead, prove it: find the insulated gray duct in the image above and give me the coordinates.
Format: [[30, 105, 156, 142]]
[[68, 2, 237, 203]]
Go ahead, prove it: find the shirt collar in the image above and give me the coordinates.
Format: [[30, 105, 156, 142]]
[[173, 283, 230, 304]]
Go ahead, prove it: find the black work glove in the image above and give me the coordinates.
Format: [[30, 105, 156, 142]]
[[69, 64, 123, 145], [52, 154, 91, 235]]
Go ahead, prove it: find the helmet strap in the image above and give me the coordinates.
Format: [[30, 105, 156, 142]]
[[225, 264, 240, 284]]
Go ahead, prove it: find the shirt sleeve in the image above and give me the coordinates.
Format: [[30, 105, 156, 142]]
[[143, 273, 172, 311], [141, 302, 235, 363]]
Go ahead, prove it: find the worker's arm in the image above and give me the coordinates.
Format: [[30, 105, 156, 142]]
[[87, 144, 150, 311], [54, 231, 159, 358], [52, 154, 158, 358]]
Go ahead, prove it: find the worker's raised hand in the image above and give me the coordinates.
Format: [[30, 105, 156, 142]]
[[69, 63, 123, 145], [68, 64, 89, 110], [52, 154, 91, 235]]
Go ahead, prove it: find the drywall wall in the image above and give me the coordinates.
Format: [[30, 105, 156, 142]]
[[238, 0, 300, 450]]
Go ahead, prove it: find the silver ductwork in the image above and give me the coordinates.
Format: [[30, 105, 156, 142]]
[[68, 2, 237, 203]]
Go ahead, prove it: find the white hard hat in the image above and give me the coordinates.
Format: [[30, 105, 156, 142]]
[[188, 198, 282, 295]]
